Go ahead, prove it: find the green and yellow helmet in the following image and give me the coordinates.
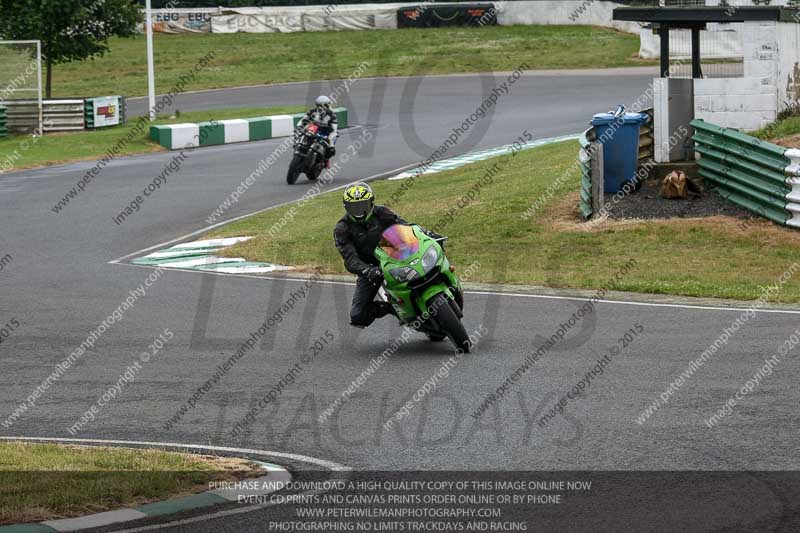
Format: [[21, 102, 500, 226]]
[[343, 182, 375, 222]]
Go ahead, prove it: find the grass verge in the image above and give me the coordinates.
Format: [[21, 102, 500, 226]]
[[752, 113, 800, 149], [208, 140, 800, 303], [0, 105, 305, 172], [48, 26, 652, 98], [0, 441, 259, 524]]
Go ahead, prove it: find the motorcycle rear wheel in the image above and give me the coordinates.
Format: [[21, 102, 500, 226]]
[[428, 293, 470, 353], [286, 154, 304, 185]]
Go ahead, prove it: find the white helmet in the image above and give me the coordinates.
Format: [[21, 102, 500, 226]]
[[315, 95, 332, 109]]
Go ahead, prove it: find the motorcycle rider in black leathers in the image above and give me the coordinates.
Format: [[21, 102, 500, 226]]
[[334, 182, 442, 328], [296, 95, 338, 168]]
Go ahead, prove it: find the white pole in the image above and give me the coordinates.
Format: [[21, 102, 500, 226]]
[[145, 0, 156, 121], [36, 40, 43, 135]]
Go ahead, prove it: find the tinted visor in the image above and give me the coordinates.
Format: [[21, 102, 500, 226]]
[[345, 198, 373, 220]]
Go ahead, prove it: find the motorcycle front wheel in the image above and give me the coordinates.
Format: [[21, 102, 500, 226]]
[[307, 162, 323, 181], [428, 293, 470, 353], [286, 154, 304, 185]]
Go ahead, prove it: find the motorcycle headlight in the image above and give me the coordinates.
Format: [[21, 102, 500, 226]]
[[390, 267, 420, 282], [421, 246, 440, 272]]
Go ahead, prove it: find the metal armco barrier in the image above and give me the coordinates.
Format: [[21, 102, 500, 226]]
[[5, 99, 84, 133], [692, 119, 800, 228], [0, 107, 7, 139]]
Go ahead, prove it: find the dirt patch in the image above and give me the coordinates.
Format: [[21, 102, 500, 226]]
[[545, 192, 652, 232], [774, 133, 800, 149], [602, 178, 752, 221], [546, 192, 800, 242], [547, 188, 759, 233]]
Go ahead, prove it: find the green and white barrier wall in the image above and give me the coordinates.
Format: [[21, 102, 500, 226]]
[[149, 107, 348, 150], [0, 106, 6, 139], [692, 119, 800, 228]]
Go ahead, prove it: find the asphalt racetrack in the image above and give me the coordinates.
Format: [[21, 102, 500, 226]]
[[3, 69, 800, 531]]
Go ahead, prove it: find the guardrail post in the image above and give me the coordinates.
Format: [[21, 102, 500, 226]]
[[0, 107, 7, 139], [590, 142, 605, 216], [84, 98, 93, 129], [578, 130, 594, 219], [787, 149, 800, 178]]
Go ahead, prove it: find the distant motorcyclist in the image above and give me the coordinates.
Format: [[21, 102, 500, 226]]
[[334, 182, 442, 328], [296, 95, 338, 168]]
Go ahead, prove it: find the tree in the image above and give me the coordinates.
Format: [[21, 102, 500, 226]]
[[0, 0, 140, 97]]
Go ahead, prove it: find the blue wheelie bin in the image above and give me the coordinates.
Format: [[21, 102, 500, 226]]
[[591, 106, 649, 193]]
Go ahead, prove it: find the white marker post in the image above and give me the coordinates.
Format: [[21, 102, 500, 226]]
[[145, 0, 156, 121]]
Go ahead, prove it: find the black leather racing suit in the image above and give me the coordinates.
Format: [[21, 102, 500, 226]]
[[297, 107, 338, 160], [334, 205, 407, 327]]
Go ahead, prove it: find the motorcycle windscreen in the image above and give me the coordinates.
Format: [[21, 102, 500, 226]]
[[379, 224, 420, 261]]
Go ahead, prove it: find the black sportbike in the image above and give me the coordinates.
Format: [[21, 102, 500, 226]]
[[286, 123, 331, 184]]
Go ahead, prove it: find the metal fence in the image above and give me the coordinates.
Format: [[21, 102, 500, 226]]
[[5, 99, 85, 133], [692, 119, 800, 228]]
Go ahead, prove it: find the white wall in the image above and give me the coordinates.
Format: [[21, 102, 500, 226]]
[[686, 20, 785, 131], [694, 78, 778, 131], [144, 1, 643, 34], [776, 21, 800, 113], [497, 1, 640, 34], [654, 78, 695, 162], [743, 21, 779, 79], [639, 0, 798, 60], [649, 17, 799, 132]]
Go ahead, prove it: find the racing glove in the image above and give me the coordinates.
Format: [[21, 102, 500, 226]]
[[423, 229, 444, 241], [362, 266, 384, 285]]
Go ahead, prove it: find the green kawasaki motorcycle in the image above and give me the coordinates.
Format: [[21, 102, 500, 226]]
[[374, 224, 470, 353]]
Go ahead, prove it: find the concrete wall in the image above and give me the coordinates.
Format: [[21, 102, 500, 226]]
[[639, 0, 797, 60], [743, 21, 779, 80], [777, 20, 800, 113], [142, 1, 643, 34], [654, 78, 695, 162], [683, 18, 798, 131], [497, 1, 640, 34], [694, 78, 777, 131]]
